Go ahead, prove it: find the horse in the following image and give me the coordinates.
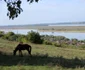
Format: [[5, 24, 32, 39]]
[[13, 43, 32, 56]]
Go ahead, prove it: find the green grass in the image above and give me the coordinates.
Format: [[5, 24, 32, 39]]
[[0, 39, 85, 70]]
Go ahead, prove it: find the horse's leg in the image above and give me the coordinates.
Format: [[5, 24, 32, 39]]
[[28, 46, 32, 56], [27, 49, 31, 56], [19, 50, 23, 56]]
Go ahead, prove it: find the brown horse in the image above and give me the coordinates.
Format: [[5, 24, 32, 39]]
[[13, 43, 32, 56]]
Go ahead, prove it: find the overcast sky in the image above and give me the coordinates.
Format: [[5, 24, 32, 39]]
[[0, 0, 85, 26]]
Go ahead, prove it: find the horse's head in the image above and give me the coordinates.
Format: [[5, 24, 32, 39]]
[[13, 50, 16, 56]]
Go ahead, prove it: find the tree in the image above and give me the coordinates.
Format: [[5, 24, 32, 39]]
[[2, 0, 39, 19]]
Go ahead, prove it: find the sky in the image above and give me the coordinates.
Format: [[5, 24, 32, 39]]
[[0, 0, 85, 26]]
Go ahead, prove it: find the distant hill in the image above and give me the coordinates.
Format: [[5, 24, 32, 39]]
[[0, 22, 85, 28], [31, 22, 85, 26]]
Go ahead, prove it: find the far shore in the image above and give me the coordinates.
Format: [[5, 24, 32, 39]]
[[0, 26, 85, 32]]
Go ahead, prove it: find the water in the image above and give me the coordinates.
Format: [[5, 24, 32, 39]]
[[0, 29, 85, 40]]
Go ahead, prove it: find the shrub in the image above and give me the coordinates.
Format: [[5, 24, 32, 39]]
[[43, 40, 52, 45], [79, 44, 85, 49], [3, 32, 16, 41], [53, 42, 61, 47], [16, 34, 28, 43], [53, 42, 69, 48], [27, 31, 43, 44], [0, 31, 5, 37], [8, 35, 17, 41]]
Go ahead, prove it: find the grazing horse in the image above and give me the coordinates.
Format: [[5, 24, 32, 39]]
[[13, 43, 32, 56]]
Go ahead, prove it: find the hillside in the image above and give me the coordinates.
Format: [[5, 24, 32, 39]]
[[0, 39, 85, 70]]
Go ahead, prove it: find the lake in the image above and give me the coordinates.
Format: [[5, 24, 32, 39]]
[[0, 29, 85, 40]]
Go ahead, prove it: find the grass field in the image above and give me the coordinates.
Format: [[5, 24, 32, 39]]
[[0, 39, 85, 70]]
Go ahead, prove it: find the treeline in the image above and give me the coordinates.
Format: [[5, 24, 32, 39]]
[[0, 31, 85, 48]]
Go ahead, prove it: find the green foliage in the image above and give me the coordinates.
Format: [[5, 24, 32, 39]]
[[6, 0, 23, 20], [27, 0, 39, 3], [71, 38, 78, 45], [7, 35, 17, 41], [60, 43, 68, 48], [4, 0, 39, 19], [2, 32, 17, 41], [0, 31, 5, 37], [17, 34, 28, 43], [27, 31, 43, 44], [41, 35, 69, 42], [55, 36, 67, 40], [79, 44, 85, 49], [43, 40, 52, 45], [6, 32, 15, 36], [0, 30, 85, 49], [53, 42, 61, 47]]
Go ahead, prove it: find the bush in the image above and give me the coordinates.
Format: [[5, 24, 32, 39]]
[[27, 31, 43, 44], [43, 40, 52, 45], [79, 44, 85, 49], [0, 31, 5, 37], [8, 35, 17, 41], [53, 42, 61, 47], [16, 34, 28, 43], [53, 42, 69, 48], [2, 32, 16, 40], [17, 36, 28, 43]]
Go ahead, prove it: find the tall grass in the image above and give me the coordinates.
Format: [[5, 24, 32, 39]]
[[0, 39, 85, 70]]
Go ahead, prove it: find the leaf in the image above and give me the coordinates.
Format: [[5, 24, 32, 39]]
[[4, 0, 6, 2], [7, 12, 9, 16], [27, 0, 30, 2], [16, 14, 18, 17], [18, 10, 21, 14], [35, 0, 39, 2], [30, 0, 34, 3]]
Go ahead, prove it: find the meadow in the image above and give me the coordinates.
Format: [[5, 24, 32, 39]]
[[0, 39, 85, 70]]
